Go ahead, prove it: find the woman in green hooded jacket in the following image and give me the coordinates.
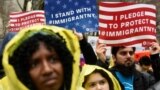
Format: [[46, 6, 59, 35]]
[[77, 64, 121, 90], [0, 25, 81, 90]]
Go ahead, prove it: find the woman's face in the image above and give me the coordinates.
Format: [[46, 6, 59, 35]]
[[84, 73, 110, 90], [29, 42, 64, 90]]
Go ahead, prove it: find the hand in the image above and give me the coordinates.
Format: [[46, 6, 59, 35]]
[[149, 42, 160, 55], [73, 28, 83, 41], [95, 43, 107, 63]]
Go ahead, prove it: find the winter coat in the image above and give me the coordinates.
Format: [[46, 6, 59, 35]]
[[0, 25, 81, 90]]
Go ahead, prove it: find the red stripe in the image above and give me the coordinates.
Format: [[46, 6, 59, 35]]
[[99, 8, 156, 17], [99, 2, 135, 7]]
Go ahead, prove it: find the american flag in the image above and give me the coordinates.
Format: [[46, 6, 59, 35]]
[[9, 10, 45, 32], [98, 2, 156, 47], [44, 0, 98, 33]]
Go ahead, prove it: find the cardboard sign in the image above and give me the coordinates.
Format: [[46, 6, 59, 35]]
[[9, 10, 45, 32], [44, 0, 98, 33], [98, 2, 156, 46]]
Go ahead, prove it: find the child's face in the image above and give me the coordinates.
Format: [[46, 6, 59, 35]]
[[29, 42, 64, 90], [84, 73, 110, 90]]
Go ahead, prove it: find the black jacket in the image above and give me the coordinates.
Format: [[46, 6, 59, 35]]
[[146, 53, 160, 90], [95, 59, 154, 90], [79, 37, 97, 65], [80, 38, 156, 90], [110, 66, 154, 90], [150, 54, 160, 82]]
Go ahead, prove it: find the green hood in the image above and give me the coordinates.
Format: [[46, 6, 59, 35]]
[[0, 25, 81, 90], [77, 64, 121, 90]]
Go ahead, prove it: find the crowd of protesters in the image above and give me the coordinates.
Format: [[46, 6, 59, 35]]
[[0, 25, 160, 90], [0, 0, 160, 90], [75, 29, 160, 90]]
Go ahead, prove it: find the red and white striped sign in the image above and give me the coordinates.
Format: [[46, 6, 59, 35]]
[[9, 10, 45, 32], [98, 2, 156, 47]]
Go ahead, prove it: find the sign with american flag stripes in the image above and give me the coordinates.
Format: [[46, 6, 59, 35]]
[[98, 2, 156, 47], [8, 10, 45, 32], [44, 0, 98, 33]]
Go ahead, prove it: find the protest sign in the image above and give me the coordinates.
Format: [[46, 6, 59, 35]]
[[98, 2, 156, 47], [44, 0, 98, 33], [9, 10, 45, 32]]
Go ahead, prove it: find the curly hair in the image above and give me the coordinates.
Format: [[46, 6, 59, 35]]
[[82, 69, 114, 90], [9, 32, 74, 90]]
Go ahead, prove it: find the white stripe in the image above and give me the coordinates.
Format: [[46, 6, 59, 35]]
[[99, 22, 107, 28], [36, 14, 45, 17], [150, 20, 156, 25], [99, 14, 113, 20], [98, 35, 156, 44], [10, 19, 17, 22], [99, 4, 156, 12], [10, 11, 44, 18], [128, 43, 142, 47], [40, 19, 45, 22], [145, 11, 156, 17]]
